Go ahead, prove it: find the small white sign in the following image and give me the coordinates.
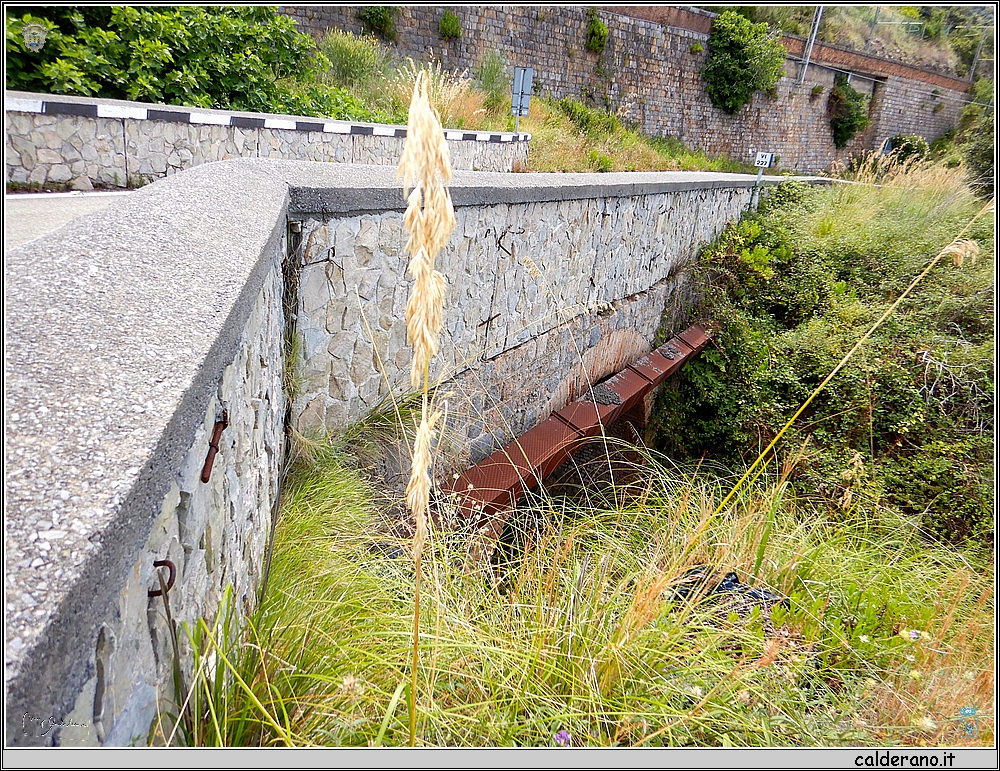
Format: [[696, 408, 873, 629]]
[[754, 152, 775, 168]]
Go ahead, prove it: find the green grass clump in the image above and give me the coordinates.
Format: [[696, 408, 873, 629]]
[[170, 444, 993, 747]]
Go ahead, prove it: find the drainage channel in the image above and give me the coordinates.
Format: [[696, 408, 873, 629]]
[[444, 324, 711, 535]]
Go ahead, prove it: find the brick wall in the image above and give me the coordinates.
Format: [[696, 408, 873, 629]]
[[279, 5, 970, 172]]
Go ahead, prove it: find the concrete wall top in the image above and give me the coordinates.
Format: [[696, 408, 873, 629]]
[[4, 90, 530, 144]]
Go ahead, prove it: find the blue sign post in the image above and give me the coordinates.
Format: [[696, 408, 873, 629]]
[[512, 67, 534, 133]]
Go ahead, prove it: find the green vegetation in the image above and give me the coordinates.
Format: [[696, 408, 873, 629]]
[[888, 134, 930, 164], [651, 162, 994, 547], [356, 6, 397, 42], [585, 9, 609, 54], [828, 74, 871, 149], [4, 7, 377, 121], [438, 10, 462, 41], [164, 434, 993, 746], [719, 6, 994, 79], [702, 10, 786, 115], [473, 50, 509, 116]]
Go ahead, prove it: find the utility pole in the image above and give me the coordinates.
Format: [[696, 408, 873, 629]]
[[968, 27, 987, 82], [798, 6, 824, 85], [863, 6, 880, 53]]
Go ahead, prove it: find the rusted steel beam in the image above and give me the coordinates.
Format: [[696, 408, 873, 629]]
[[445, 323, 711, 521]]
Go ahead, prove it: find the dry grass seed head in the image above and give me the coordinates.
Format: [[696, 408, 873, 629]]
[[398, 72, 456, 387]]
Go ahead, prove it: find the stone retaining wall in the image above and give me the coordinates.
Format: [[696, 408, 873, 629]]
[[5, 159, 813, 746], [280, 5, 971, 172], [4, 91, 529, 189], [292, 180, 753, 463]]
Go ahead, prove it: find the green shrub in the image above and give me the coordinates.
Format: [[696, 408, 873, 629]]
[[474, 50, 508, 116], [439, 9, 461, 40], [964, 110, 994, 199], [811, 84, 824, 96], [4, 7, 332, 114], [889, 134, 931, 162], [690, 42, 704, 54], [585, 9, 609, 54], [356, 6, 397, 41], [828, 74, 871, 149], [702, 10, 786, 115], [649, 172, 995, 546], [888, 134, 929, 163], [588, 149, 613, 172], [317, 29, 389, 88]]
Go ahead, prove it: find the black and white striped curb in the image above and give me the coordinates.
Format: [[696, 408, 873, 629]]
[[5, 95, 531, 143]]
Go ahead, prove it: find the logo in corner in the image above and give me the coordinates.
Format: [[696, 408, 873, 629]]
[[22, 22, 49, 52]]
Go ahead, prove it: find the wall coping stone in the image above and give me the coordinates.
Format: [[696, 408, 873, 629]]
[[4, 159, 824, 740], [4, 90, 531, 143]]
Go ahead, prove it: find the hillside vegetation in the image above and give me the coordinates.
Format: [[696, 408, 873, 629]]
[[717, 5, 995, 79]]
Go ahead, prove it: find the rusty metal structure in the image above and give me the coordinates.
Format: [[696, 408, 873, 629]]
[[444, 324, 711, 533]]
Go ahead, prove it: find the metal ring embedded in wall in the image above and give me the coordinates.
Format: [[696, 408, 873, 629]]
[[147, 559, 176, 597]]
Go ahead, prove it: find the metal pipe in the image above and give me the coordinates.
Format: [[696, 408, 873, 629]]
[[798, 6, 824, 85]]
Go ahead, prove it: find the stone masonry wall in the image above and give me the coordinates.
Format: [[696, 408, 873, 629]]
[[5, 160, 291, 747], [292, 183, 752, 465], [44, 262, 286, 746], [279, 5, 969, 172], [5, 92, 529, 189]]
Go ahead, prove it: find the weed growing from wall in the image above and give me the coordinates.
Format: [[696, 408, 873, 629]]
[[702, 10, 785, 115], [828, 74, 871, 149], [439, 9, 462, 40], [585, 9, 609, 54], [357, 6, 397, 42]]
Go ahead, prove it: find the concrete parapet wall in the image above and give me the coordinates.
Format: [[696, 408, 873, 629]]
[[4, 91, 529, 190], [5, 159, 808, 746], [5, 161, 289, 746]]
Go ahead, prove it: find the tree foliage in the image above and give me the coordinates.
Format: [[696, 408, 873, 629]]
[[4, 6, 376, 120], [702, 10, 786, 115]]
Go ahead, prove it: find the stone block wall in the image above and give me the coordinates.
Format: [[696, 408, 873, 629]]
[[279, 5, 970, 172], [4, 91, 529, 189], [291, 177, 754, 465]]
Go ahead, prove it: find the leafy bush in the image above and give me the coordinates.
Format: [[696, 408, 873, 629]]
[[888, 134, 930, 163], [828, 74, 871, 149], [690, 42, 704, 54], [356, 6, 397, 42], [439, 9, 462, 40], [702, 10, 786, 115], [650, 171, 994, 545], [3, 7, 373, 119], [473, 50, 508, 116], [317, 29, 390, 89], [585, 9, 609, 54], [964, 110, 994, 200]]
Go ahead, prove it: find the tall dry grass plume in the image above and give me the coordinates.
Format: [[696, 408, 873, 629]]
[[397, 69, 456, 745]]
